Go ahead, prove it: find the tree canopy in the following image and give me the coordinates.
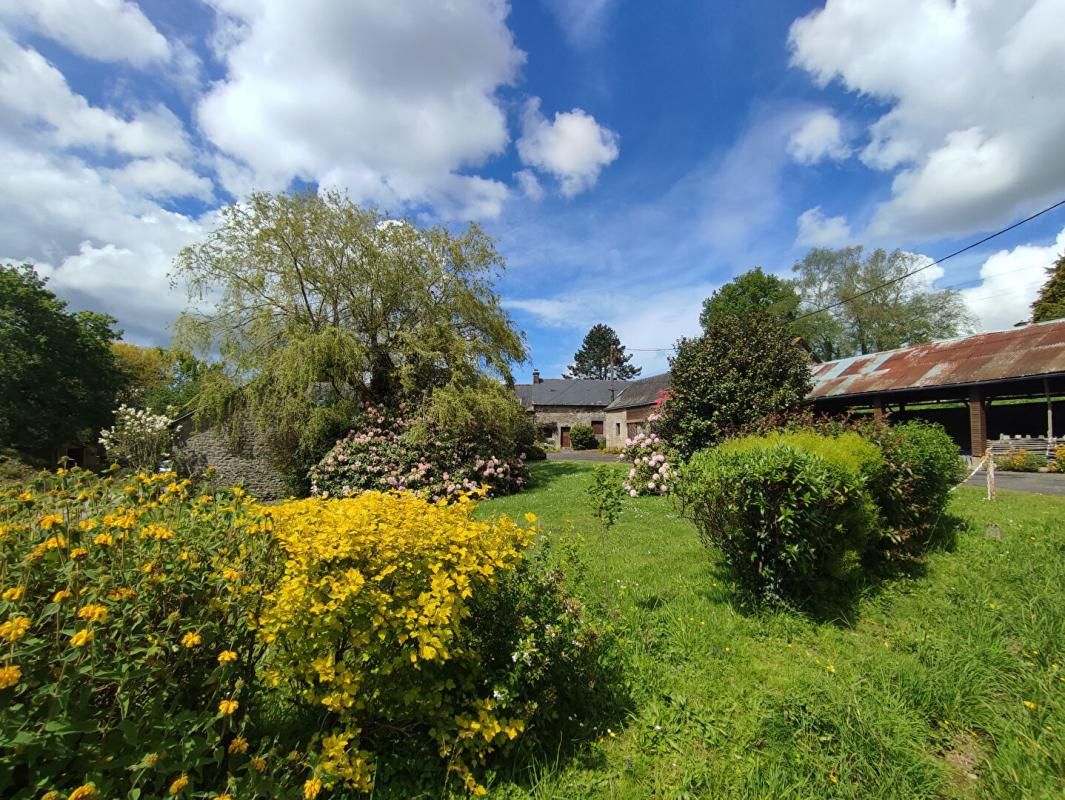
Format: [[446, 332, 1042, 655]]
[[792, 247, 971, 361], [699, 268, 799, 331], [0, 264, 123, 453], [1031, 252, 1065, 323], [113, 343, 207, 414], [654, 312, 812, 458], [565, 323, 640, 379], [173, 190, 527, 473]]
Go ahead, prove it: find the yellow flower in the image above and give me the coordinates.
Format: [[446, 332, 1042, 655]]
[[218, 698, 239, 716], [38, 513, 64, 530], [145, 752, 160, 766], [217, 650, 238, 664], [140, 524, 175, 541], [107, 587, 136, 601], [181, 631, 203, 648], [0, 664, 21, 689], [41, 792, 61, 800], [222, 567, 241, 582], [17, 491, 33, 502], [1023, 700, 1038, 710], [524, 512, 538, 523], [53, 589, 73, 603], [228, 735, 249, 754], [829, 771, 838, 784], [2, 586, 25, 601], [77, 604, 108, 623], [169, 774, 189, 795], [303, 778, 322, 799], [250, 756, 267, 772], [826, 664, 836, 674], [70, 628, 94, 648], [0, 616, 31, 642], [93, 532, 113, 547], [69, 547, 89, 560], [78, 518, 97, 530], [214, 795, 233, 800], [67, 785, 98, 800]]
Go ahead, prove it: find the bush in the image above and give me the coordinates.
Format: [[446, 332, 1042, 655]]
[[310, 397, 530, 502], [621, 432, 672, 496], [568, 424, 598, 450], [0, 467, 284, 798], [995, 449, 1047, 472], [676, 434, 877, 606], [98, 404, 177, 471], [859, 421, 963, 559]]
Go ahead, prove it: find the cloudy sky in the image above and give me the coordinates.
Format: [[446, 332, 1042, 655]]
[[2, 0, 1064, 378]]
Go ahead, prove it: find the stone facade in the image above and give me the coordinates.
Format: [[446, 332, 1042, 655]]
[[173, 420, 291, 499], [531, 405, 609, 448]]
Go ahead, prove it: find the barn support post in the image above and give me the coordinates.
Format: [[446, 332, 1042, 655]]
[[968, 387, 988, 456], [871, 396, 885, 421], [1046, 378, 1054, 441]]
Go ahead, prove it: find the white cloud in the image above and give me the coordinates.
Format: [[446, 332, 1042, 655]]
[[961, 227, 1065, 333], [198, 0, 524, 219], [789, 0, 1065, 240], [0, 33, 190, 159], [787, 109, 849, 165], [796, 206, 851, 248], [543, 0, 615, 47], [514, 169, 545, 201], [107, 158, 215, 201], [0, 0, 170, 65], [517, 98, 619, 197]]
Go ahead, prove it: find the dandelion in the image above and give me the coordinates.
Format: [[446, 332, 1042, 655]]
[[228, 735, 249, 754], [38, 513, 63, 530], [169, 774, 189, 795], [0, 665, 21, 689], [67, 785, 98, 800], [218, 698, 239, 715], [70, 628, 94, 648], [1023, 700, 1038, 710], [181, 631, 202, 648], [826, 664, 836, 674], [0, 616, 31, 642], [217, 650, 238, 664], [2, 586, 25, 601], [77, 604, 108, 623], [524, 512, 538, 523], [303, 778, 322, 799], [829, 771, 838, 784]]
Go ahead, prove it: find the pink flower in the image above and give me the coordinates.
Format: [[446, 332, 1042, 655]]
[[629, 489, 638, 497]]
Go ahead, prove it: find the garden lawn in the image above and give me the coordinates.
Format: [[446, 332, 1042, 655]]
[[471, 460, 1064, 800]]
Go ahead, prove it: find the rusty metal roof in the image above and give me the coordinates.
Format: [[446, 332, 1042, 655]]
[[809, 318, 1065, 400]]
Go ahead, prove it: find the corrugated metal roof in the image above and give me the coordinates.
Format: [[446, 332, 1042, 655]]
[[605, 371, 672, 410], [515, 378, 628, 408], [809, 319, 1065, 400]]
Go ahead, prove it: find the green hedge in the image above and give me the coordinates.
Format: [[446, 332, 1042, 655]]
[[568, 424, 599, 450], [676, 435, 877, 605]]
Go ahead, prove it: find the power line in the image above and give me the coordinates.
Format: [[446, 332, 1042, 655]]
[[793, 197, 1065, 322]]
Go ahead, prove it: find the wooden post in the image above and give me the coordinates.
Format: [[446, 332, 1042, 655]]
[[968, 387, 988, 456], [1046, 378, 1054, 442], [872, 396, 885, 421]]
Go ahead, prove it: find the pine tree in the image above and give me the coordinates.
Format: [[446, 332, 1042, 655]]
[[565, 323, 641, 380], [1031, 252, 1065, 323]]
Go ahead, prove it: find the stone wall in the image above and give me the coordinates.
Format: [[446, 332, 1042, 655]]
[[531, 405, 609, 448], [173, 420, 291, 499]]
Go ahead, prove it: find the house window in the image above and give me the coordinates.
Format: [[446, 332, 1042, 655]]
[[615, 422, 621, 436], [591, 420, 604, 435]]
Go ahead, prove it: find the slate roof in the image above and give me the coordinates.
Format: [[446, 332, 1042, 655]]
[[809, 318, 1065, 400], [605, 372, 672, 411], [515, 378, 628, 408]]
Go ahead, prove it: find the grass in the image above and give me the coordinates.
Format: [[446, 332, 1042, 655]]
[[459, 460, 1065, 800]]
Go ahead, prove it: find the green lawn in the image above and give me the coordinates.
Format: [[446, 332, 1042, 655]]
[[468, 461, 1064, 800]]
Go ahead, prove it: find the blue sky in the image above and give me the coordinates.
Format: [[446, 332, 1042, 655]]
[[2, 0, 1064, 380]]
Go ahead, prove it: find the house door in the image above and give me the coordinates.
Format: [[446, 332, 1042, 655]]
[[560, 426, 571, 448]]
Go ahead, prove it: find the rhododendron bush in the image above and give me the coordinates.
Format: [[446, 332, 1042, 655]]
[[310, 402, 530, 501], [622, 432, 673, 496]]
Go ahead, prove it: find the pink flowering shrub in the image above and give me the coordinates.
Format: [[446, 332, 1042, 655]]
[[622, 432, 672, 496], [310, 404, 529, 502]]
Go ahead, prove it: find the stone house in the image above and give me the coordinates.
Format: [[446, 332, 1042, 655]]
[[604, 372, 671, 448], [515, 370, 628, 448]]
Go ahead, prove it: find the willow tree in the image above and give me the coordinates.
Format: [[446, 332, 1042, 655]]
[[172, 190, 526, 475]]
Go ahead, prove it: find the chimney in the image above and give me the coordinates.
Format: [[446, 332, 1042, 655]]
[[532, 369, 541, 384]]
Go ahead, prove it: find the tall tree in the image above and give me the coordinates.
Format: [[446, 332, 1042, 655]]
[[655, 312, 812, 458], [0, 264, 123, 453], [1031, 252, 1065, 323], [173, 190, 526, 473], [792, 246, 971, 361], [565, 323, 641, 379], [699, 267, 800, 331], [113, 343, 207, 414]]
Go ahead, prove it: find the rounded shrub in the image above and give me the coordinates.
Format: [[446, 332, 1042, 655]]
[[675, 435, 878, 606], [621, 431, 672, 496], [995, 449, 1047, 472], [568, 424, 598, 450]]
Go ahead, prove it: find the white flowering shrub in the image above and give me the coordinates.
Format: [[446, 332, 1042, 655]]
[[98, 405, 177, 470], [622, 431, 672, 496]]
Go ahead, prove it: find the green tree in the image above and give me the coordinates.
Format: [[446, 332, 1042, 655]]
[[0, 264, 123, 453], [565, 323, 641, 379], [792, 246, 971, 361], [173, 190, 526, 474], [699, 267, 800, 331], [113, 343, 206, 414], [654, 312, 812, 458], [1031, 252, 1065, 323]]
